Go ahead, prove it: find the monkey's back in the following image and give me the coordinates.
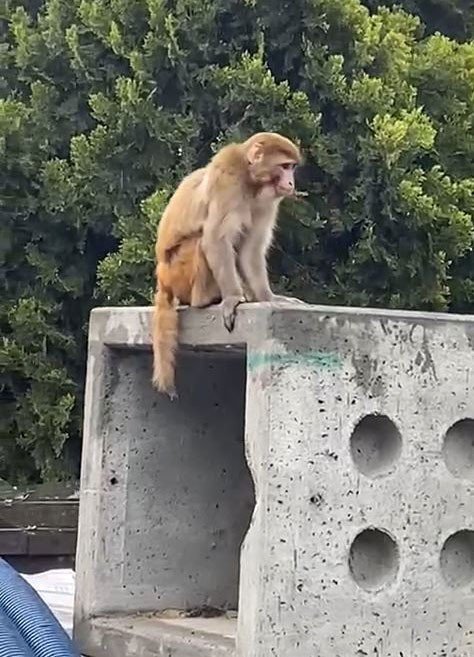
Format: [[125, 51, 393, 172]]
[[156, 167, 207, 261]]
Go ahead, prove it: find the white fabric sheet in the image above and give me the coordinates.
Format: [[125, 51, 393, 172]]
[[22, 569, 75, 636]]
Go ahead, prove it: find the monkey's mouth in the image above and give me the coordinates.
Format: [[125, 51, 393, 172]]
[[274, 184, 296, 197]]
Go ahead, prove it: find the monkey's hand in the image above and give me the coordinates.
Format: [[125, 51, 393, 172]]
[[221, 295, 246, 332]]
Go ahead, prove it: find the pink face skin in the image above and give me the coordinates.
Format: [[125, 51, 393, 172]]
[[249, 158, 298, 199], [272, 162, 297, 197]]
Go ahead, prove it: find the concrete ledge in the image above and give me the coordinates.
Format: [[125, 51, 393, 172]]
[[88, 302, 474, 349], [76, 615, 235, 657]]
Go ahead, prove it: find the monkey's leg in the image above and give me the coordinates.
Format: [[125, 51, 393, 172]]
[[201, 214, 247, 332], [239, 237, 307, 305], [238, 225, 274, 302], [190, 244, 221, 308]]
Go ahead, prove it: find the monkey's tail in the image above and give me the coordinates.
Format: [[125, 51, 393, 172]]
[[152, 285, 178, 398]]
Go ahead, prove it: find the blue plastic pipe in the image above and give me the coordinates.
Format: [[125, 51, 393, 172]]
[[0, 610, 36, 657], [0, 558, 79, 657]]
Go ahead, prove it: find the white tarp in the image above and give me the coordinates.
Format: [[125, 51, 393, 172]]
[[22, 569, 75, 636]]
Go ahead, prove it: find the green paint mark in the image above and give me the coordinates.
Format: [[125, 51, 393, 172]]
[[247, 350, 341, 371]]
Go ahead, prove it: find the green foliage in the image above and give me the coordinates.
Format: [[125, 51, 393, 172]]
[[97, 189, 169, 305], [363, 0, 474, 41], [1, 0, 473, 481]]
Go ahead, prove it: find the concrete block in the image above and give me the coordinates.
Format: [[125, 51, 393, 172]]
[[74, 303, 474, 657]]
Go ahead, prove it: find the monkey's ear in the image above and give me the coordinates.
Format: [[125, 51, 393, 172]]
[[246, 142, 264, 165]]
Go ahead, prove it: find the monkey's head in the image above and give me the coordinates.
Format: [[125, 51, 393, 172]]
[[244, 132, 302, 198]]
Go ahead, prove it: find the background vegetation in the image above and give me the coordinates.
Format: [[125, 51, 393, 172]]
[[1, 0, 473, 482]]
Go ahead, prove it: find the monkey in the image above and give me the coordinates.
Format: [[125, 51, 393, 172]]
[[152, 132, 304, 397]]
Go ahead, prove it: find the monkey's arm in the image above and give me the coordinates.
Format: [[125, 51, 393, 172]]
[[238, 223, 307, 306], [238, 219, 274, 302], [201, 203, 247, 331]]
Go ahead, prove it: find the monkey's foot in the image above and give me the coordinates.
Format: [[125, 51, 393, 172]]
[[270, 294, 307, 305], [221, 295, 245, 332], [153, 376, 178, 401]]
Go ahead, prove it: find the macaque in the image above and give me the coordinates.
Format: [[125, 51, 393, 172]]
[[152, 131, 303, 396]]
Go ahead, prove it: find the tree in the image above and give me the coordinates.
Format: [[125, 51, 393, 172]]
[[1, 0, 473, 482], [99, 0, 474, 310], [363, 0, 474, 41]]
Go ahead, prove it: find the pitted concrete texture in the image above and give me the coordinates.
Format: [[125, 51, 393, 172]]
[[75, 303, 474, 657], [77, 615, 236, 656]]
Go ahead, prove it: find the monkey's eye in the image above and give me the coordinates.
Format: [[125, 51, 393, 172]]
[[280, 162, 295, 170]]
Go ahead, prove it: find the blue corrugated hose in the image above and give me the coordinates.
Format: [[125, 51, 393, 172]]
[[0, 558, 79, 657], [0, 610, 36, 657]]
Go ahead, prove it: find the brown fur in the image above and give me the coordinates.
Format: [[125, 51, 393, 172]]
[[152, 132, 302, 396]]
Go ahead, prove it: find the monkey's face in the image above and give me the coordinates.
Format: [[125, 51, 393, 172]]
[[249, 157, 298, 198], [245, 135, 301, 198], [270, 161, 298, 197]]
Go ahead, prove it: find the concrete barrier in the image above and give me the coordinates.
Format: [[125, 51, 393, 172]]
[[74, 303, 474, 656]]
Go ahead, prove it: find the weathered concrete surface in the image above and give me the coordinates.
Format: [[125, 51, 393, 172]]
[[75, 346, 253, 615], [240, 305, 474, 657], [75, 303, 474, 657], [77, 615, 236, 657]]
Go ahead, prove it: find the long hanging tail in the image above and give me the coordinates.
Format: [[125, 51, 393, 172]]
[[152, 285, 178, 398]]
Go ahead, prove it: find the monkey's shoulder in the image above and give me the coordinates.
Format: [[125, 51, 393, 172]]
[[176, 167, 206, 190], [209, 143, 246, 173]]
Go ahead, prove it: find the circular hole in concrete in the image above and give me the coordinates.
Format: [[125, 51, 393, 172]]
[[349, 528, 399, 591], [440, 530, 474, 588], [442, 419, 474, 479], [350, 414, 402, 477]]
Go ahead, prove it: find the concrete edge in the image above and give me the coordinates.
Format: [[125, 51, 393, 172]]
[[75, 616, 236, 657], [88, 303, 273, 348], [87, 302, 474, 349]]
